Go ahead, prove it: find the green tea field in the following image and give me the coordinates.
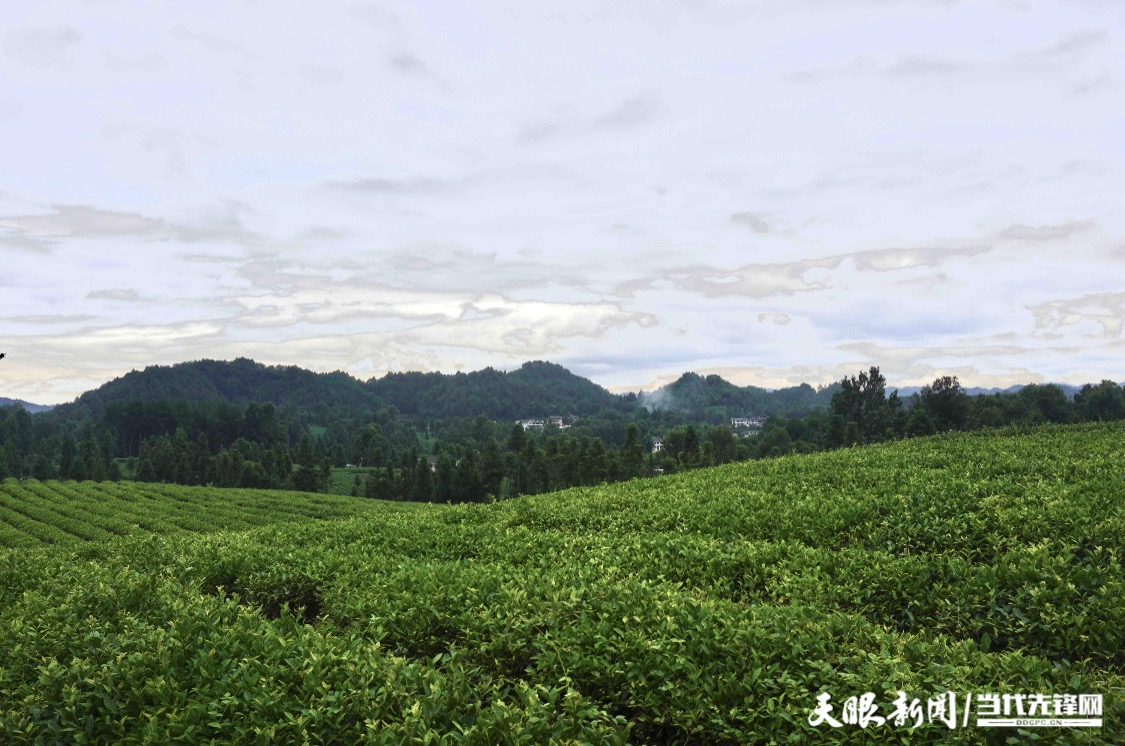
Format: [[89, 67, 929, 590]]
[[1, 423, 1122, 743], [0, 480, 417, 549]]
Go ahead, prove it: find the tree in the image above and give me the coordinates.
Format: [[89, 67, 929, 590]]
[[830, 366, 890, 443], [454, 448, 486, 503], [1018, 384, 1071, 424], [479, 438, 505, 499], [918, 375, 969, 432], [823, 414, 849, 449], [756, 424, 792, 458], [432, 452, 456, 503], [1075, 380, 1125, 422], [411, 454, 434, 502], [905, 408, 937, 437], [621, 423, 645, 479], [32, 453, 53, 481], [704, 425, 738, 465], [59, 436, 77, 480], [292, 434, 320, 492]]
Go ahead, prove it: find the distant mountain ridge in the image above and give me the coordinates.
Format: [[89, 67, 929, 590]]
[[0, 397, 53, 414], [63, 358, 377, 418], [52, 358, 628, 422], [889, 383, 1088, 399], [36, 358, 1111, 426], [639, 372, 837, 418]]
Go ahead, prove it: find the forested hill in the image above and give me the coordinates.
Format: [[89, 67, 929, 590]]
[[365, 361, 626, 419], [640, 371, 838, 419], [60, 358, 377, 419], [0, 397, 53, 414], [49, 358, 630, 422], [45, 357, 849, 427]]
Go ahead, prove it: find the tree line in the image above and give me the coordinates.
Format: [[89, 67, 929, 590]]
[[1, 369, 1123, 500]]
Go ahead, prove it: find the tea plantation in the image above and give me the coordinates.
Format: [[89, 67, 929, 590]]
[[1, 423, 1122, 743], [0, 480, 416, 548]]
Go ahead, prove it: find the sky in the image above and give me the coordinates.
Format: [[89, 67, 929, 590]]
[[1, 0, 1123, 405]]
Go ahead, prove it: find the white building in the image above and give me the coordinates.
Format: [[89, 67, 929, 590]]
[[730, 417, 766, 429]]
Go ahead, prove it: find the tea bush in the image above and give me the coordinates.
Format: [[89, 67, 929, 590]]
[[1, 423, 1122, 743]]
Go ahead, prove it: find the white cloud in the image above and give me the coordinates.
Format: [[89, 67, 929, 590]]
[[0, 0, 1123, 403]]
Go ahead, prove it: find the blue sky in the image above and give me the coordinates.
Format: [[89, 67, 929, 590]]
[[1, 0, 1123, 404]]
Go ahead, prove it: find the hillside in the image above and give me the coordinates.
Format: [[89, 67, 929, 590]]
[[367, 360, 627, 419], [48, 357, 630, 422], [58, 357, 378, 419], [0, 422, 1120, 743], [640, 371, 837, 418], [0, 480, 413, 548], [43, 358, 863, 428], [0, 397, 53, 414]]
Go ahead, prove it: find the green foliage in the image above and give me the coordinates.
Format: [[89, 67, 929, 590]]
[[905, 408, 937, 437], [830, 366, 892, 444], [916, 375, 969, 432], [0, 480, 411, 549], [0, 424, 1122, 743]]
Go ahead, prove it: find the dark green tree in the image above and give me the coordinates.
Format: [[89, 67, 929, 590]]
[[918, 375, 969, 432], [479, 438, 505, 499], [830, 366, 890, 443], [1075, 380, 1125, 422], [905, 408, 937, 437], [292, 434, 321, 492], [621, 423, 645, 479], [432, 452, 456, 503]]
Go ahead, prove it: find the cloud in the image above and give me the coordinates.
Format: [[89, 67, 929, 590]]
[[792, 27, 1113, 86], [0, 234, 52, 253], [609, 278, 656, 299], [6, 314, 97, 324], [592, 94, 663, 129], [1027, 292, 1125, 337], [388, 51, 430, 75], [667, 241, 992, 298], [518, 119, 568, 144], [671, 260, 830, 298], [884, 55, 965, 79], [1065, 70, 1117, 97], [847, 244, 990, 271], [1005, 27, 1110, 72], [2, 25, 83, 69], [170, 25, 243, 54], [346, 4, 403, 30], [0, 205, 165, 240], [0, 202, 290, 255], [327, 176, 450, 194], [1000, 221, 1095, 242], [730, 211, 779, 234], [224, 279, 657, 354], [86, 288, 146, 302]]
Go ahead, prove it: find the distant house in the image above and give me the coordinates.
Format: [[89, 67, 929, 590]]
[[426, 455, 439, 472], [651, 437, 664, 454], [730, 417, 765, 430], [517, 419, 545, 431]]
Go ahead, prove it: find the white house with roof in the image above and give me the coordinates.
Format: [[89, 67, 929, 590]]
[[730, 417, 766, 430]]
